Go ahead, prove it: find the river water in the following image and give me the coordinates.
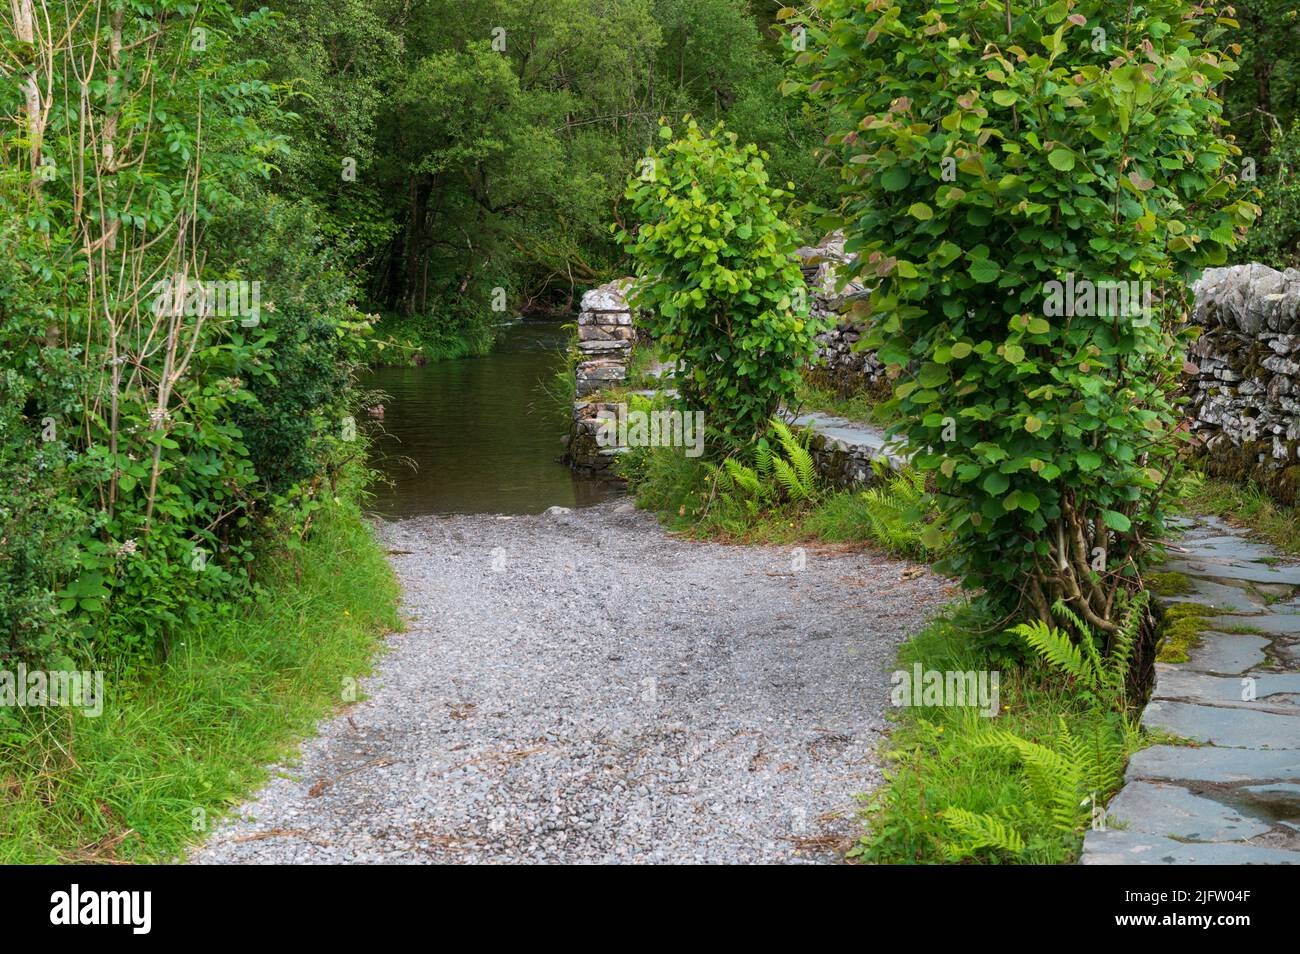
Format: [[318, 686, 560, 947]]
[[361, 321, 616, 518]]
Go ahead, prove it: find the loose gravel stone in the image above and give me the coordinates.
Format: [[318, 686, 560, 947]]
[[189, 500, 949, 864]]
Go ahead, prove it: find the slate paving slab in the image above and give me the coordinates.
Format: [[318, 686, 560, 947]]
[[1104, 780, 1273, 841], [1144, 699, 1300, 749], [1152, 666, 1300, 711], [1277, 643, 1300, 667], [1082, 830, 1299, 865], [1162, 557, 1300, 587], [1208, 613, 1300, 636], [1167, 537, 1278, 562], [1083, 513, 1300, 865], [1160, 576, 1267, 613], [1124, 745, 1300, 784], [1184, 633, 1271, 675]]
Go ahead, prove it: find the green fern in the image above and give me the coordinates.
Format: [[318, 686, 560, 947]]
[[1009, 591, 1149, 710], [941, 807, 1026, 860], [770, 418, 817, 492], [771, 455, 811, 502], [1100, 597, 1144, 704], [1013, 618, 1098, 686], [945, 715, 1118, 860], [701, 420, 825, 523], [858, 463, 941, 558], [977, 722, 1086, 836], [722, 457, 764, 498]]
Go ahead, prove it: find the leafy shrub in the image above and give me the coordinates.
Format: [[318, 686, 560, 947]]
[[0, 5, 372, 663], [0, 402, 82, 667], [217, 198, 372, 499], [793, 0, 1258, 633], [0, 242, 86, 666], [618, 119, 820, 448], [1241, 120, 1300, 269]]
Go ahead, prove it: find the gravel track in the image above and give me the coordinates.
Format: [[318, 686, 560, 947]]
[[190, 500, 949, 864]]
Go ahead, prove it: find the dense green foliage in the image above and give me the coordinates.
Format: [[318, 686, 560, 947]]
[[2, 0, 1298, 868], [620, 120, 819, 445], [1221, 0, 1300, 163], [0, 1, 370, 670], [257, 0, 837, 357], [1241, 120, 1300, 268], [794, 0, 1257, 633]]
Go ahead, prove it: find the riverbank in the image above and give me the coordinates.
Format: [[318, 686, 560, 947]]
[[190, 501, 949, 864], [369, 312, 500, 366], [0, 503, 400, 864]]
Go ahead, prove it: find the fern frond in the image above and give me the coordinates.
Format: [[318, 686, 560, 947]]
[[1081, 717, 1127, 794], [1103, 592, 1146, 700], [977, 727, 1084, 835], [1050, 598, 1089, 639], [789, 442, 817, 492], [941, 807, 1026, 860], [1012, 620, 1098, 685], [722, 457, 762, 498], [1051, 596, 1104, 683], [769, 417, 796, 448], [771, 420, 818, 492], [771, 456, 810, 502]]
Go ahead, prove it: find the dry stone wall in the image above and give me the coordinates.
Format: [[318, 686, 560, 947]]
[[562, 264, 897, 486], [1187, 264, 1300, 503], [796, 232, 889, 395], [562, 257, 1300, 501]]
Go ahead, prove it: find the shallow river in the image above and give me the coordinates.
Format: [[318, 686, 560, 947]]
[[361, 321, 616, 518]]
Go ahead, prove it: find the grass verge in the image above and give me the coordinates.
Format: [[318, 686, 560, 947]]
[[619, 436, 945, 561], [0, 502, 400, 863], [792, 376, 890, 427], [1181, 473, 1300, 558]]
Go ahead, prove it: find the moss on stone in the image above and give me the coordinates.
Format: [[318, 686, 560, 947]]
[[1155, 602, 1217, 664], [1145, 571, 1194, 597]]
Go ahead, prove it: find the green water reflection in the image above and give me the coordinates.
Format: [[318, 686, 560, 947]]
[[361, 321, 617, 518]]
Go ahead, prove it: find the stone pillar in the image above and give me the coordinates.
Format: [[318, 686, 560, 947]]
[[566, 279, 636, 475], [575, 279, 635, 397]]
